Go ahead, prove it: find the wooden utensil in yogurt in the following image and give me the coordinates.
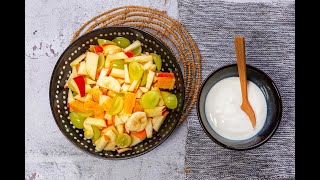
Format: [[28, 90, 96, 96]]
[[234, 35, 256, 128]]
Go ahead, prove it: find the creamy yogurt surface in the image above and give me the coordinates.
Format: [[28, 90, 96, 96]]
[[205, 77, 267, 140]]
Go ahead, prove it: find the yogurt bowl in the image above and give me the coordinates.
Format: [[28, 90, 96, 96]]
[[197, 64, 282, 150]]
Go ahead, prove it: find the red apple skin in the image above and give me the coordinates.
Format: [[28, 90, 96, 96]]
[[156, 72, 174, 78], [124, 51, 134, 58], [73, 76, 86, 97]]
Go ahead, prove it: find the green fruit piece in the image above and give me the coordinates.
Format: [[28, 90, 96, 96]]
[[111, 59, 125, 70], [97, 39, 116, 46], [160, 91, 171, 100], [112, 37, 131, 48], [132, 46, 142, 56], [68, 78, 79, 93], [140, 70, 148, 86], [92, 126, 101, 142], [69, 111, 88, 129], [129, 61, 144, 81], [115, 133, 132, 148], [164, 94, 178, 109], [108, 96, 124, 115], [97, 53, 105, 72], [151, 53, 162, 71], [140, 90, 161, 109]]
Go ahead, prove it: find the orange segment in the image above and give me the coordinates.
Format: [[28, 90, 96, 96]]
[[68, 100, 87, 112], [133, 99, 144, 112], [132, 129, 147, 140], [155, 77, 175, 90]]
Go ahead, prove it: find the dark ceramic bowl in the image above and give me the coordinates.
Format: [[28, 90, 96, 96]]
[[197, 64, 282, 150], [49, 26, 185, 159]]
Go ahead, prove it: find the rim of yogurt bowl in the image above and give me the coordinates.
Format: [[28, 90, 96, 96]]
[[196, 64, 282, 150]]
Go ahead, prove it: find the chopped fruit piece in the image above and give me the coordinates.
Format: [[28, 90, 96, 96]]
[[102, 97, 113, 112], [85, 78, 96, 85], [97, 53, 105, 72], [69, 100, 87, 112], [150, 64, 157, 71], [115, 133, 132, 148], [124, 92, 136, 114], [145, 118, 153, 138], [108, 52, 128, 61], [84, 101, 102, 112], [129, 61, 144, 81], [70, 53, 86, 66], [92, 126, 101, 142], [124, 64, 130, 84], [140, 90, 161, 109], [155, 77, 175, 89], [113, 37, 131, 48], [128, 80, 139, 92], [131, 129, 147, 140], [67, 89, 75, 105], [74, 94, 86, 102], [109, 68, 125, 79], [111, 59, 125, 70], [143, 61, 153, 71], [125, 112, 148, 132], [69, 111, 91, 129], [107, 96, 124, 115], [124, 51, 134, 58], [133, 99, 144, 112], [145, 70, 155, 90], [164, 94, 178, 109], [94, 45, 103, 53], [136, 89, 143, 99], [152, 112, 169, 131], [85, 52, 99, 80], [116, 147, 131, 154], [156, 72, 174, 78], [85, 84, 92, 94], [114, 115, 123, 126], [151, 53, 162, 71], [95, 134, 108, 152], [130, 134, 143, 147], [99, 94, 111, 106], [125, 55, 153, 63], [73, 76, 86, 97], [97, 39, 116, 46], [124, 40, 142, 52], [140, 70, 148, 87], [144, 106, 166, 117], [77, 61, 87, 75], [99, 86, 108, 95], [97, 68, 109, 82], [139, 87, 149, 93], [91, 86, 102, 102], [116, 124, 125, 134], [102, 45, 122, 55], [97, 76, 121, 93], [121, 83, 130, 92]]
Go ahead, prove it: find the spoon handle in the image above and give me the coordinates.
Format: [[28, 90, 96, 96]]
[[234, 35, 249, 104]]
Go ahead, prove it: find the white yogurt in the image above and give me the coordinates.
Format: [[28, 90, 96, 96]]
[[205, 77, 267, 140]]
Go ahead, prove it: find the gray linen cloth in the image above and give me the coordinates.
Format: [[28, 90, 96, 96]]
[[177, 0, 295, 179]]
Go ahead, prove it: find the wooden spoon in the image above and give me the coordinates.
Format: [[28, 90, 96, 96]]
[[234, 35, 256, 128]]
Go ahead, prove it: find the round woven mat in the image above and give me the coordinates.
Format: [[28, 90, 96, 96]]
[[70, 6, 201, 127]]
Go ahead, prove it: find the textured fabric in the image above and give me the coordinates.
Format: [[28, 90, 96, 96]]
[[177, 0, 295, 179]]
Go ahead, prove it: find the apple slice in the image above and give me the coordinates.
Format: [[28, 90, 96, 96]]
[[128, 80, 139, 92], [145, 70, 155, 90], [85, 84, 92, 93], [124, 40, 142, 52], [77, 61, 87, 75], [124, 55, 153, 63], [96, 76, 121, 93], [152, 111, 169, 132], [85, 52, 99, 80], [83, 117, 107, 139], [144, 106, 166, 117], [116, 124, 125, 134], [121, 83, 130, 92], [139, 87, 149, 93], [70, 53, 86, 66], [130, 134, 143, 147], [97, 68, 109, 82], [124, 64, 130, 84], [73, 76, 86, 97], [85, 78, 96, 85], [136, 89, 143, 99], [74, 94, 86, 102], [95, 135, 109, 152], [145, 118, 153, 138], [115, 78, 125, 85], [104, 141, 117, 151], [109, 68, 125, 79], [107, 52, 128, 60], [116, 147, 131, 154], [67, 89, 75, 105], [99, 94, 111, 106], [114, 115, 124, 126], [143, 61, 153, 70]]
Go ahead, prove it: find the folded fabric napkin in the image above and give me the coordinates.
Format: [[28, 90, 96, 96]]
[[177, 0, 295, 179]]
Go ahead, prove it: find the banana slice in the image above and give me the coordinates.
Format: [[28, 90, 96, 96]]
[[96, 76, 121, 93], [125, 112, 148, 132]]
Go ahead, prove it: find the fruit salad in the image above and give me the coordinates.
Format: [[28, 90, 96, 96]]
[[65, 37, 178, 153]]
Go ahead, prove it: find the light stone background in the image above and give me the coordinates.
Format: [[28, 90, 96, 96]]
[[25, 0, 290, 179]]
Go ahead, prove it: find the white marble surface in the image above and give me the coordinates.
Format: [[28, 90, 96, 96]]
[[25, 0, 188, 180]]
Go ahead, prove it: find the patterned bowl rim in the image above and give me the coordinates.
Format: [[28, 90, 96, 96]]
[[49, 26, 185, 160]]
